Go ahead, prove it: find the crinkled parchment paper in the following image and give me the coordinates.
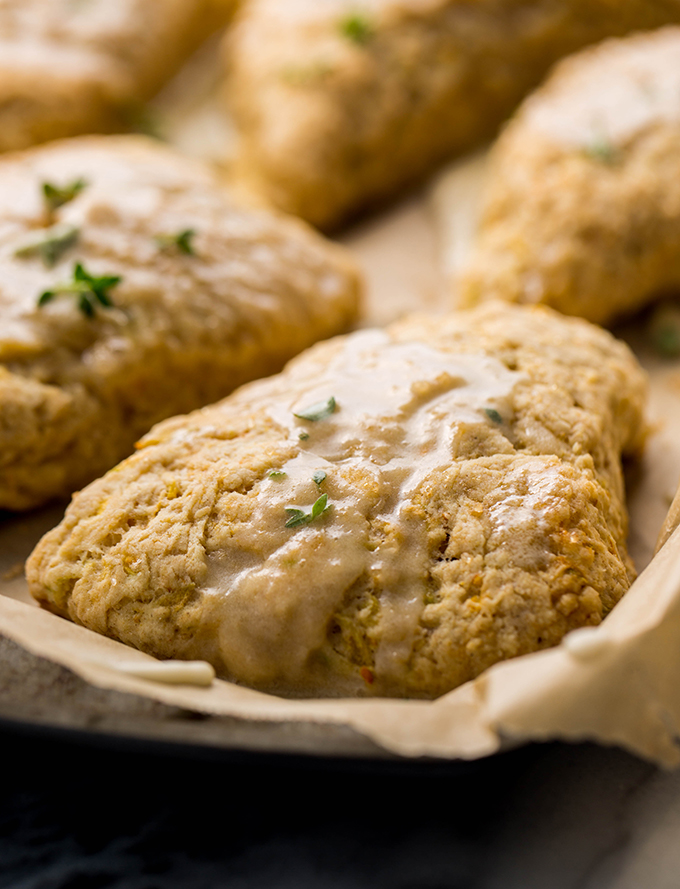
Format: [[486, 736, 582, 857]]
[[3, 71, 680, 766]]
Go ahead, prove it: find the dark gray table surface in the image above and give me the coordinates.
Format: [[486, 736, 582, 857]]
[[1, 722, 673, 889]]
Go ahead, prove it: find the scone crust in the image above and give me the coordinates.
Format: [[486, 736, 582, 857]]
[[460, 27, 680, 324], [0, 135, 360, 509], [27, 303, 647, 699]]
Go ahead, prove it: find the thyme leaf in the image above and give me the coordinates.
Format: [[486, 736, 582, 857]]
[[583, 136, 618, 165], [294, 396, 336, 422], [312, 469, 327, 486], [311, 493, 329, 519], [14, 224, 79, 267], [339, 13, 374, 45], [484, 408, 503, 424], [648, 302, 680, 358], [156, 228, 196, 255], [38, 262, 121, 318], [268, 469, 287, 480], [122, 102, 163, 139], [42, 178, 87, 212], [652, 325, 680, 358], [284, 508, 308, 528], [285, 493, 331, 528]]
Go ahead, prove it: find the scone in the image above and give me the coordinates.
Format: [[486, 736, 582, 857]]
[[27, 303, 647, 700], [459, 27, 680, 325], [226, 0, 680, 230], [0, 135, 360, 510], [0, 0, 235, 152]]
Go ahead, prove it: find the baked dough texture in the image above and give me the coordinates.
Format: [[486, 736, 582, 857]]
[[27, 303, 647, 699], [226, 0, 680, 230], [0, 0, 235, 152], [0, 136, 360, 510], [459, 27, 680, 325]]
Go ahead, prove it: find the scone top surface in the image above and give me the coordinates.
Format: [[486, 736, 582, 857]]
[[27, 303, 647, 699], [0, 135, 357, 357], [0, 0, 234, 151], [460, 27, 680, 324], [0, 135, 360, 510], [227, 0, 680, 229]]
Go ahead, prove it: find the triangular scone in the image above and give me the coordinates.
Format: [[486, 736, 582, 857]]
[[226, 0, 680, 230], [460, 27, 680, 325], [27, 303, 646, 699], [0, 135, 361, 510], [0, 0, 235, 152]]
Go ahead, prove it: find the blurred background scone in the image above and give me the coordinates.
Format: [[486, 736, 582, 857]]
[[0, 0, 236, 152], [28, 303, 647, 699], [0, 135, 361, 511], [226, 0, 680, 230], [458, 27, 680, 326]]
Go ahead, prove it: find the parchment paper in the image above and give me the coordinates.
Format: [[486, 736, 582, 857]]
[[3, 59, 680, 767]]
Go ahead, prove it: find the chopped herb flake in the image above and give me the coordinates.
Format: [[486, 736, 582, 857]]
[[485, 408, 503, 424], [42, 178, 87, 212], [268, 469, 287, 480], [294, 396, 336, 422], [156, 228, 196, 255], [14, 224, 79, 267], [123, 103, 163, 139], [38, 262, 121, 318], [312, 469, 327, 486], [648, 303, 680, 358], [285, 493, 331, 528], [583, 136, 618, 165], [339, 12, 374, 45], [299, 432, 310, 441], [652, 325, 680, 358]]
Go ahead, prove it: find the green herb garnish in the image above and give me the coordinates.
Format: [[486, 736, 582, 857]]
[[339, 12, 374, 45], [294, 396, 336, 422], [156, 228, 196, 255], [14, 224, 79, 267], [299, 432, 310, 441], [651, 324, 680, 357], [268, 469, 287, 480], [123, 103, 163, 139], [583, 136, 618, 165], [42, 178, 87, 212], [285, 493, 331, 528], [648, 303, 680, 358], [485, 408, 503, 424], [38, 262, 121, 318], [312, 469, 327, 486]]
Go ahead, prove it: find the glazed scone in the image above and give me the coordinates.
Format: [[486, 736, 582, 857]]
[[0, 0, 236, 152], [459, 27, 680, 325], [0, 135, 360, 510], [27, 303, 647, 699], [226, 0, 680, 230]]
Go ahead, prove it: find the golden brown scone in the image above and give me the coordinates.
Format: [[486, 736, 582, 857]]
[[0, 135, 361, 510], [459, 27, 680, 325], [226, 0, 680, 230], [27, 303, 647, 700], [0, 0, 236, 152]]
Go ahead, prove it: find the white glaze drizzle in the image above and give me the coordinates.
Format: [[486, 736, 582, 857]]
[[201, 330, 523, 692]]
